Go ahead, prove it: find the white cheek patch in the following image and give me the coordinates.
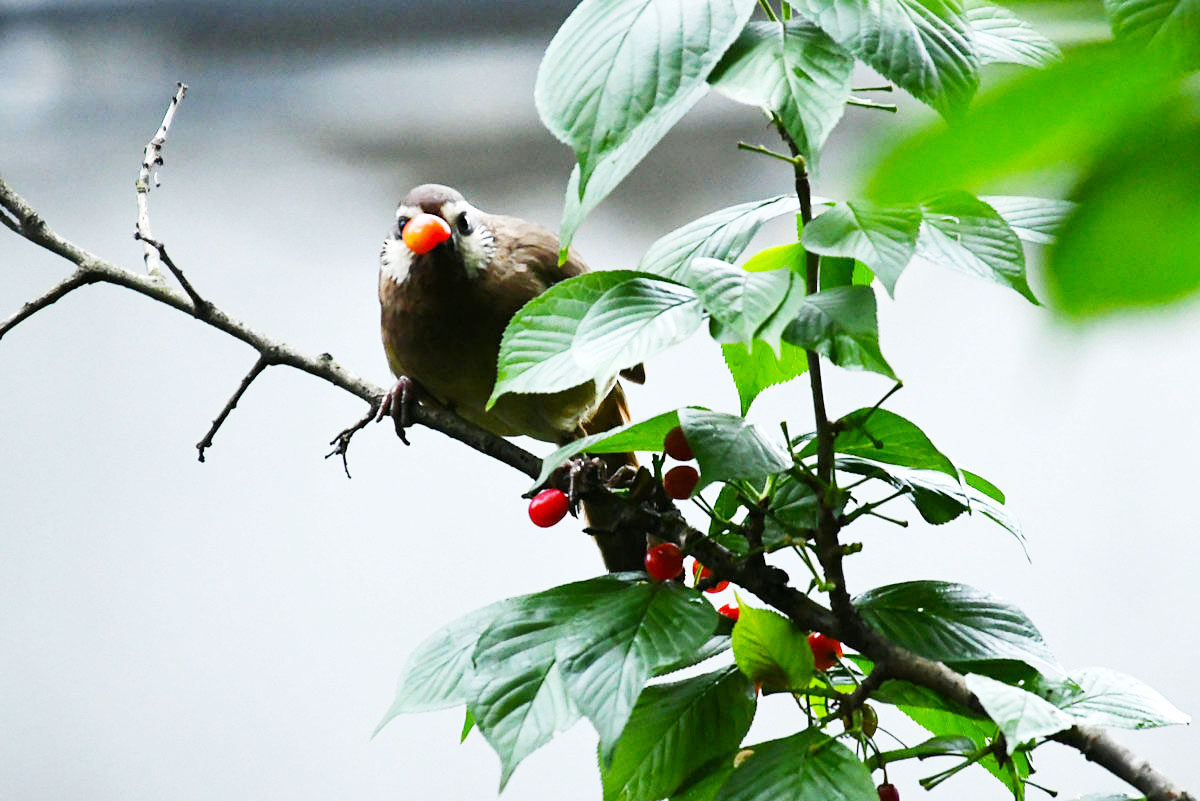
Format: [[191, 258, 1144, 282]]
[[380, 236, 413, 285], [440, 199, 496, 277]]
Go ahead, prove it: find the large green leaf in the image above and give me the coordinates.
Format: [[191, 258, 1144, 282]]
[[490, 270, 643, 405], [790, 0, 979, 116], [679, 408, 793, 487], [1039, 667, 1191, 729], [965, 673, 1074, 753], [709, 19, 854, 166], [803, 408, 957, 478], [782, 285, 897, 378], [722, 340, 809, 415], [640, 196, 801, 281], [801, 202, 922, 293], [574, 276, 705, 378], [866, 45, 1178, 202], [916, 191, 1035, 302], [854, 581, 1061, 676], [375, 600, 509, 732], [965, 5, 1061, 67], [602, 667, 756, 801], [731, 604, 815, 691], [532, 409, 683, 488], [714, 728, 877, 801], [492, 273, 704, 405], [1047, 110, 1200, 317], [469, 575, 634, 787], [557, 581, 719, 760], [980, 195, 1075, 245], [685, 258, 793, 346], [1104, 0, 1200, 69], [537, 0, 759, 248]]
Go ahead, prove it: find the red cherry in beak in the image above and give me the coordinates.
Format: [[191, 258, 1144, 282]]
[[402, 213, 452, 255]]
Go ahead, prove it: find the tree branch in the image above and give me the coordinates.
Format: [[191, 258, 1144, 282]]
[[136, 81, 187, 277], [196, 354, 272, 462], [0, 269, 98, 340]]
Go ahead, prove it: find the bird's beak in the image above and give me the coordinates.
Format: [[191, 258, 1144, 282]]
[[402, 213, 453, 255]]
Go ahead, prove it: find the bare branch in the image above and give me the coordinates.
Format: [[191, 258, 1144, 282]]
[[196, 355, 271, 463], [135, 82, 187, 277], [0, 269, 96, 340]]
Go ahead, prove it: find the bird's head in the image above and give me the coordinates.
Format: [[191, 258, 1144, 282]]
[[379, 183, 497, 285]]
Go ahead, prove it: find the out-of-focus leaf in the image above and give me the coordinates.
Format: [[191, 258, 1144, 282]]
[[1103, 0, 1200, 70]]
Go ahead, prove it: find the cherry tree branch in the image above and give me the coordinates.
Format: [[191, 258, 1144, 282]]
[[136, 81, 187, 277], [0, 90, 1192, 801]]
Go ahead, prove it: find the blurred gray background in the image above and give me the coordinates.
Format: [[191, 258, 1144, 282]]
[[1, 1, 1195, 799]]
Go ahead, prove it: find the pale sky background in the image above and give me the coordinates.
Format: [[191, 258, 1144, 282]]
[[1, 3, 1196, 800]]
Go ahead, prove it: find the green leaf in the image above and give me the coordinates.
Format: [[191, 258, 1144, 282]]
[[742, 243, 806, 273], [1047, 109, 1200, 317], [641, 196, 801, 281], [709, 19, 854, 166], [491, 270, 644, 404], [866, 44, 1178, 203], [837, 456, 1025, 552], [685, 258, 793, 346], [818, 256, 875, 290], [801, 201, 922, 294], [672, 756, 738, 801], [722, 340, 809, 415], [556, 581, 719, 760], [979, 196, 1074, 246], [854, 581, 1061, 676], [782, 286, 897, 378], [461, 709, 476, 742], [375, 600, 508, 733], [731, 604, 815, 691], [537, 0, 759, 247], [804, 408, 958, 478], [1104, 0, 1200, 70], [655, 635, 734, 678], [963, 469, 1004, 503], [576, 276, 706, 375], [964, 673, 1074, 753], [532, 409, 683, 489], [965, 5, 1062, 68], [679, 408, 793, 488], [1039, 667, 1191, 729], [916, 191, 1036, 303], [469, 575, 635, 788], [789, 0, 979, 116], [602, 667, 756, 801], [714, 728, 877, 801]]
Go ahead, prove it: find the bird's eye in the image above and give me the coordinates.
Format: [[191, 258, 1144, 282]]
[[396, 216, 410, 234], [456, 213, 473, 236]]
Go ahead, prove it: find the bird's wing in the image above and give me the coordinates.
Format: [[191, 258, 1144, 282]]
[[486, 214, 588, 290]]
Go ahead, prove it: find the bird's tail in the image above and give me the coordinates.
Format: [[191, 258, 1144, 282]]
[[579, 382, 644, 572]]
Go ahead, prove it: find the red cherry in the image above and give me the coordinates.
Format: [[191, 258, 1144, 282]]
[[718, 603, 740, 621], [877, 783, 900, 801], [528, 488, 569, 528], [645, 543, 684, 582], [663, 465, 699, 499], [402, 213, 452, 255], [807, 632, 843, 671], [663, 426, 694, 461], [694, 564, 729, 594]]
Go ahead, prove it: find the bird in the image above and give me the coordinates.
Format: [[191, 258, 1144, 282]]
[[377, 183, 644, 571]]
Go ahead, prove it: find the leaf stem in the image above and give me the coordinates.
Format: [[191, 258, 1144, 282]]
[[737, 141, 802, 166], [848, 97, 899, 113], [757, 0, 779, 20]]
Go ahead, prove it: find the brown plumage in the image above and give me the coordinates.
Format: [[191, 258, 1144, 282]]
[[378, 184, 642, 571]]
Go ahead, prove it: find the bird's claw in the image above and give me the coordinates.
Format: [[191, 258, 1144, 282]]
[[375, 376, 419, 445]]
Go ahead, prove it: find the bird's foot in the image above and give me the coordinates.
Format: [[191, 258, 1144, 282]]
[[375, 376, 421, 445]]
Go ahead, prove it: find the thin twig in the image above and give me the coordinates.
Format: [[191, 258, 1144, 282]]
[[737, 141, 802, 166], [326, 402, 381, 478], [852, 84, 894, 93], [756, 0, 779, 21], [847, 97, 899, 113], [134, 233, 209, 313], [196, 355, 271, 462], [0, 270, 96, 340], [135, 82, 187, 276]]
